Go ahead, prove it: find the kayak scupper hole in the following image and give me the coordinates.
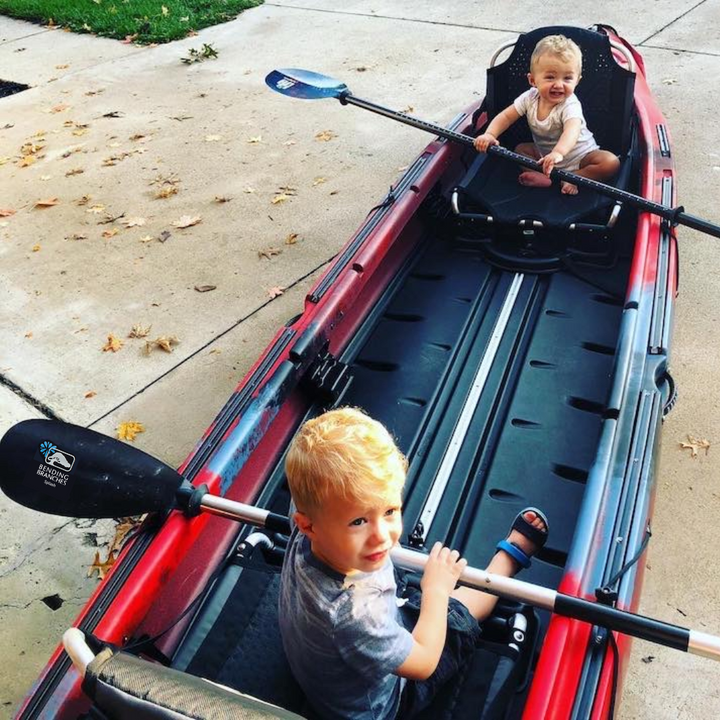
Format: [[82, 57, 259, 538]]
[[399, 397, 427, 407], [591, 293, 624, 307], [536, 546, 567, 569], [545, 309, 570, 318], [488, 488, 525, 502], [580, 341, 616, 356], [427, 342, 451, 352], [384, 312, 424, 322], [552, 463, 589, 484], [410, 272, 444, 281], [529, 359, 556, 369], [354, 359, 400, 372], [511, 418, 542, 429], [566, 396, 606, 415]]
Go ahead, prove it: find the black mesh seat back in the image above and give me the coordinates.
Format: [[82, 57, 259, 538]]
[[84, 648, 305, 719], [486, 25, 635, 155]]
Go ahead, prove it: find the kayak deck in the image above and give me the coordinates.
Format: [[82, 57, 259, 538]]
[[170, 211, 635, 716]]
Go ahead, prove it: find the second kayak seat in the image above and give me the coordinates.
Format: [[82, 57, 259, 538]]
[[452, 25, 638, 240]]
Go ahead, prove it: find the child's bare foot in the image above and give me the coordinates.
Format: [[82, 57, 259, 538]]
[[518, 171, 552, 188], [561, 181, 578, 195], [496, 508, 549, 572]]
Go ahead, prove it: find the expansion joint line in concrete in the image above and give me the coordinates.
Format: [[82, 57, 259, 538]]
[[638, 0, 709, 45], [87, 255, 335, 430], [0, 374, 63, 422]]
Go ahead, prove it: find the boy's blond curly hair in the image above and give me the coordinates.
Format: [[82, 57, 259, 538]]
[[285, 407, 408, 514], [530, 35, 583, 74]]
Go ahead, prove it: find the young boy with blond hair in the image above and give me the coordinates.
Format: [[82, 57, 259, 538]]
[[474, 34, 620, 194], [279, 407, 548, 719]]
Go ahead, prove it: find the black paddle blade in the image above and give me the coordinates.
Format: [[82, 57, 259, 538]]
[[0, 419, 185, 518]]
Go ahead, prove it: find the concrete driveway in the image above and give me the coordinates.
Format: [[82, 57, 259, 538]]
[[1, 2, 719, 717]]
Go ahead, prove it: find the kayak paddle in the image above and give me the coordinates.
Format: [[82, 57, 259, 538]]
[[265, 68, 720, 241], [2, 418, 720, 662]]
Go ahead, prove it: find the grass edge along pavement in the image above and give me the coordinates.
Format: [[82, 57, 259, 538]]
[[0, 0, 263, 44]]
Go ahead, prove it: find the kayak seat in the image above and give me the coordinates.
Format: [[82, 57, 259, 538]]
[[82, 646, 305, 719], [170, 541, 538, 720], [453, 25, 636, 235]]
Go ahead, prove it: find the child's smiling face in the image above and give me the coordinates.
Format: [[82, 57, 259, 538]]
[[528, 53, 581, 106], [297, 492, 403, 576]]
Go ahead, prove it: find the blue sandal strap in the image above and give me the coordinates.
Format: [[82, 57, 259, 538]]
[[496, 539, 532, 569]]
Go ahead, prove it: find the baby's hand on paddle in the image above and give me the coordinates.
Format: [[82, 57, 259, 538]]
[[420, 542, 467, 597], [540, 151, 564, 175], [473, 133, 498, 153]]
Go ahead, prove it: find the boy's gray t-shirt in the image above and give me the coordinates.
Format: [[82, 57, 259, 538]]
[[279, 530, 414, 719]]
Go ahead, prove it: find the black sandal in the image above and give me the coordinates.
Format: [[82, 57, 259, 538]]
[[495, 507, 549, 569]]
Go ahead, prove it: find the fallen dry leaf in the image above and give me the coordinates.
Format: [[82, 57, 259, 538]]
[[102, 228, 120, 238], [312, 177, 327, 186], [122, 34, 138, 44], [86, 204, 106, 214], [66, 233, 87, 241], [32, 245, 41, 252], [87, 550, 116, 580], [49, 103, 70, 114], [679, 435, 711, 458], [247, 135, 263, 144], [214, 195, 231, 203], [315, 130, 337, 142], [55, 64, 70, 70], [155, 185, 178, 199], [0, 209, 16, 217], [244, 187, 256, 194], [128, 324, 151, 338], [173, 215, 201, 229], [121, 217, 146, 228], [34, 197, 60, 209], [194, 284, 217, 292], [117, 421, 145, 441], [271, 194, 291, 205], [258, 246, 282, 259], [129, 133, 146, 141], [145, 335, 180, 354], [159, 230, 172, 242], [84, 390, 97, 399], [139, 235, 155, 243], [267, 286, 286, 299], [65, 167, 84, 176], [102, 334, 124, 352], [285, 233, 299, 245], [19, 156, 37, 168]]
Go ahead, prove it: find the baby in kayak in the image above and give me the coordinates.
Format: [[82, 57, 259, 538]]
[[474, 34, 620, 194], [279, 407, 549, 719]]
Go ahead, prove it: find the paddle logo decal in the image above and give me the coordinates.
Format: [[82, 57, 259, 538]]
[[36, 440, 75, 487], [275, 77, 296, 91]]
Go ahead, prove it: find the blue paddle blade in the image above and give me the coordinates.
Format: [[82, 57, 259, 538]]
[[265, 68, 349, 100]]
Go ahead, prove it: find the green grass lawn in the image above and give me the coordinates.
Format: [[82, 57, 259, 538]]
[[0, 0, 263, 44]]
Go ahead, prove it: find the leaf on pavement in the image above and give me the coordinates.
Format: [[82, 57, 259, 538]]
[[65, 167, 84, 176], [312, 177, 327, 186], [121, 217, 146, 228], [155, 185, 178, 199], [145, 335, 180, 354], [117, 421, 145, 441], [267, 286, 286, 299], [247, 136, 263, 144], [271, 193, 291, 205], [173, 215, 201, 228], [285, 233, 299, 245], [102, 228, 119, 238], [34, 197, 60, 208], [84, 390, 97, 398], [194, 285, 217, 293], [87, 550, 116, 580], [102, 334, 124, 352], [315, 130, 337, 142], [128, 324, 151, 338], [258, 246, 282, 259], [0, 209, 16, 217], [679, 435, 711, 458]]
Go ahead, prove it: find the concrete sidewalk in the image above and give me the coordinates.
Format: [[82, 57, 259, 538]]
[[1, 2, 719, 717]]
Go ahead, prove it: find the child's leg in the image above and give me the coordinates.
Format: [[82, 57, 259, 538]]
[[560, 150, 621, 195], [451, 510, 547, 622], [514, 143, 552, 188]]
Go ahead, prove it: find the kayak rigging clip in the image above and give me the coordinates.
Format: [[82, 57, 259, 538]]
[[594, 525, 652, 606]]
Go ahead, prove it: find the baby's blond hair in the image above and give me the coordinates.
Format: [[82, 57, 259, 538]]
[[285, 407, 408, 514], [530, 35, 583, 74]]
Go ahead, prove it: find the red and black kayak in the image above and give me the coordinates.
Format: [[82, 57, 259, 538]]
[[6, 23, 719, 720]]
